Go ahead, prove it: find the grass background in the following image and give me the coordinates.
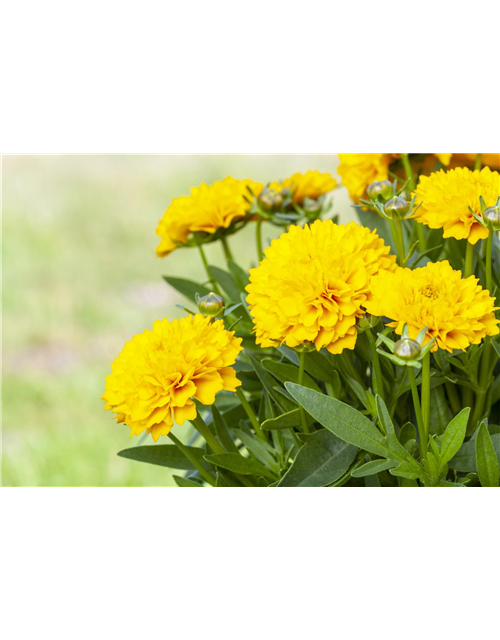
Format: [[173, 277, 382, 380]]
[[2, 154, 354, 486]]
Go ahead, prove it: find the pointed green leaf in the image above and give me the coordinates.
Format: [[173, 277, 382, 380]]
[[277, 430, 357, 487], [439, 407, 470, 465], [449, 433, 500, 472], [351, 458, 397, 478], [118, 444, 209, 471], [476, 424, 500, 487], [204, 453, 276, 480], [208, 266, 241, 301], [173, 475, 204, 487], [163, 276, 211, 303], [262, 358, 321, 392]]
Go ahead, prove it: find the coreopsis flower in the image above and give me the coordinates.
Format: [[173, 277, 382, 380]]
[[269, 170, 337, 204], [156, 176, 263, 257], [245, 220, 396, 354], [337, 153, 454, 202], [102, 315, 243, 441], [412, 166, 500, 244], [337, 154, 392, 202], [365, 261, 499, 352]]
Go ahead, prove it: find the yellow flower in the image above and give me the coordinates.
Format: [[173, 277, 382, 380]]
[[245, 220, 396, 354], [434, 153, 452, 166], [365, 261, 499, 352], [337, 154, 392, 202], [412, 166, 500, 244], [269, 170, 337, 204], [156, 176, 263, 257], [102, 315, 243, 442]]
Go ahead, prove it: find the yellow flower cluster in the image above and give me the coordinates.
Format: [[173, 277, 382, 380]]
[[156, 176, 263, 257], [102, 315, 242, 441], [412, 166, 500, 244], [270, 170, 337, 204], [245, 220, 396, 354], [365, 261, 499, 352]]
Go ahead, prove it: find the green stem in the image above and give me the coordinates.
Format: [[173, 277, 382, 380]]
[[408, 367, 426, 461], [401, 153, 416, 192], [475, 153, 482, 171], [415, 222, 426, 252], [421, 352, 431, 455], [192, 414, 225, 455], [464, 241, 474, 278], [255, 217, 264, 262], [221, 237, 234, 264], [445, 382, 461, 415], [235, 387, 265, 440], [196, 240, 222, 296], [168, 432, 216, 486], [367, 329, 384, 401], [485, 231, 493, 294], [471, 338, 491, 429], [389, 219, 405, 266], [297, 350, 311, 434], [395, 219, 406, 265]]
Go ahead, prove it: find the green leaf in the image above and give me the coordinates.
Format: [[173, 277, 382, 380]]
[[212, 405, 238, 453], [262, 358, 321, 392], [375, 395, 409, 459], [118, 445, 209, 471], [208, 266, 241, 301], [429, 386, 453, 435], [449, 432, 500, 472], [390, 461, 421, 480], [163, 276, 211, 303], [173, 475, 204, 487], [476, 424, 500, 487], [285, 383, 408, 463], [233, 428, 279, 473], [351, 459, 397, 478], [261, 408, 310, 431], [204, 453, 276, 480], [248, 353, 296, 413], [439, 408, 470, 465], [277, 430, 357, 487], [227, 259, 250, 290]]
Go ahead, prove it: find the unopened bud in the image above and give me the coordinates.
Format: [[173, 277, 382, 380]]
[[258, 188, 283, 212], [484, 206, 500, 231], [366, 180, 393, 202], [384, 196, 410, 220], [198, 292, 225, 317], [394, 338, 421, 360]]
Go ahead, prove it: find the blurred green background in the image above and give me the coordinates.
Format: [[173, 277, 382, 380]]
[[2, 155, 354, 486]]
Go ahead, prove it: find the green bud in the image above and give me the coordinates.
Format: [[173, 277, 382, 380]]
[[198, 292, 225, 317], [384, 196, 410, 220], [258, 188, 283, 212], [366, 180, 393, 202], [303, 199, 322, 215], [483, 206, 500, 231], [394, 338, 421, 360]]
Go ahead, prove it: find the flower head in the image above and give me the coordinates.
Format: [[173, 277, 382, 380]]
[[412, 166, 500, 244], [156, 176, 263, 256], [269, 170, 337, 204], [245, 220, 396, 354], [364, 261, 499, 352], [102, 315, 243, 441]]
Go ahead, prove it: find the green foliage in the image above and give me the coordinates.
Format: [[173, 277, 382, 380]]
[[476, 424, 500, 487]]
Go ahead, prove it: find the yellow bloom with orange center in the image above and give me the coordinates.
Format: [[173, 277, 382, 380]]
[[102, 315, 242, 442], [156, 176, 263, 257], [245, 220, 396, 354], [365, 261, 499, 352], [269, 170, 337, 204], [412, 166, 500, 244]]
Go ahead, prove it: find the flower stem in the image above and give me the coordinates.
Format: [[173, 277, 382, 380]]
[[421, 352, 431, 454], [395, 219, 406, 265], [471, 338, 491, 429], [255, 217, 264, 262], [366, 329, 384, 401], [475, 153, 482, 171], [196, 240, 222, 296], [236, 387, 265, 440], [388, 219, 405, 266], [221, 237, 234, 264], [168, 432, 216, 486], [192, 413, 225, 455], [401, 153, 416, 192], [485, 231, 493, 294], [408, 367, 426, 460], [297, 350, 311, 434], [464, 241, 474, 278]]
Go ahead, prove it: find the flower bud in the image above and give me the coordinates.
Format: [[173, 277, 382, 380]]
[[366, 180, 393, 202], [303, 199, 322, 215], [198, 292, 225, 317], [384, 196, 410, 220], [258, 188, 283, 212], [394, 338, 421, 360], [484, 206, 500, 231]]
